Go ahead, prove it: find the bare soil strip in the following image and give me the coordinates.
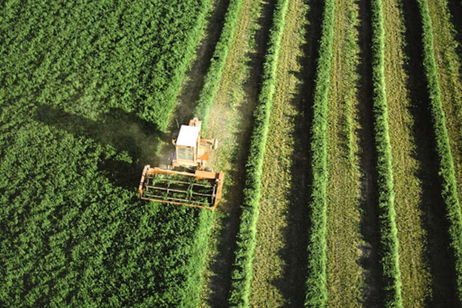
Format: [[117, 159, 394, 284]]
[[402, 0, 459, 305], [325, 0, 364, 306], [357, 0, 383, 305], [382, 0, 431, 305], [248, 0, 316, 305], [197, 0, 276, 306]]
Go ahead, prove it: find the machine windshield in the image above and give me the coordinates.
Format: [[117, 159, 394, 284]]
[[177, 147, 194, 161]]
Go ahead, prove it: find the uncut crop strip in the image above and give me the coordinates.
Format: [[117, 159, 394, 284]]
[[371, 0, 403, 306], [1, 0, 214, 131], [148, 0, 214, 131], [226, 0, 289, 306], [303, 0, 335, 305], [382, 0, 432, 305], [325, 0, 364, 306], [417, 0, 462, 301], [248, 0, 312, 305], [0, 1, 217, 306]]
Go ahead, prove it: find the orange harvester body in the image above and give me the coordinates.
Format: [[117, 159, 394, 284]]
[[138, 118, 225, 210]]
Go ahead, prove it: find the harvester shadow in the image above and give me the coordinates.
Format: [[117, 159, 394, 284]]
[[268, 0, 323, 306], [402, 0, 459, 306], [35, 104, 164, 190]]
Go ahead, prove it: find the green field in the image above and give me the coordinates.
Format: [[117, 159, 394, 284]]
[[1, 0, 462, 306]]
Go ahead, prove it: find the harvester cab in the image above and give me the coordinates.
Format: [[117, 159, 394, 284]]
[[138, 118, 225, 210]]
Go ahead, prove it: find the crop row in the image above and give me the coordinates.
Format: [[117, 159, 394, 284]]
[[227, 0, 290, 305], [416, 0, 462, 301], [370, 0, 403, 306], [303, 0, 335, 306], [147, 0, 246, 306], [194, 0, 243, 127], [324, 0, 365, 304]]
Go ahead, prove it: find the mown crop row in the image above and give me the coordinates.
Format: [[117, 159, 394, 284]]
[[226, 0, 289, 305], [383, 0, 432, 304], [147, 0, 246, 306], [2, 0, 214, 131], [194, 0, 243, 127], [324, 0, 364, 305], [246, 0, 312, 304], [370, 0, 403, 307], [303, 0, 335, 306], [416, 0, 462, 301]]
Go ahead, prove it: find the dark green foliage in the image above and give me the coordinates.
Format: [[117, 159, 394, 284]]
[[1, 0, 212, 132], [370, 0, 403, 306], [227, 0, 289, 306], [0, 0, 213, 306], [147, 207, 213, 307], [303, 0, 335, 306], [416, 0, 462, 301]]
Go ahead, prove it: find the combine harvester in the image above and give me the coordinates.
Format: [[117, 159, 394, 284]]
[[138, 118, 225, 210]]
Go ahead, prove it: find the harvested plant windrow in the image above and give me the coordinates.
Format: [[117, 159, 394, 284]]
[[227, 0, 290, 305], [416, 0, 462, 301], [370, 0, 403, 306], [304, 0, 335, 305]]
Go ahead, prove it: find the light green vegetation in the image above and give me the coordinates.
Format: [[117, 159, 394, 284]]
[[3, 0, 462, 306], [197, 0, 272, 306], [304, 0, 335, 305], [371, 0, 403, 306], [227, 0, 290, 305], [194, 0, 243, 127], [426, 0, 462, 206], [383, 0, 431, 305], [417, 0, 462, 300], [325, 0, 364, 306], [249, 0, 310, 306]]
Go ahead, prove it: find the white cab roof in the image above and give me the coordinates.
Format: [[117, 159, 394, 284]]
[[177, 125, 199, 147]]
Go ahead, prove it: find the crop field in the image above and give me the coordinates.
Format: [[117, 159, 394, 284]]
[[1, 0, 462, 307]]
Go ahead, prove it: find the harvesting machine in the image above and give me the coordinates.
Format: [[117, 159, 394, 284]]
[[138, 118, 225, 210]]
